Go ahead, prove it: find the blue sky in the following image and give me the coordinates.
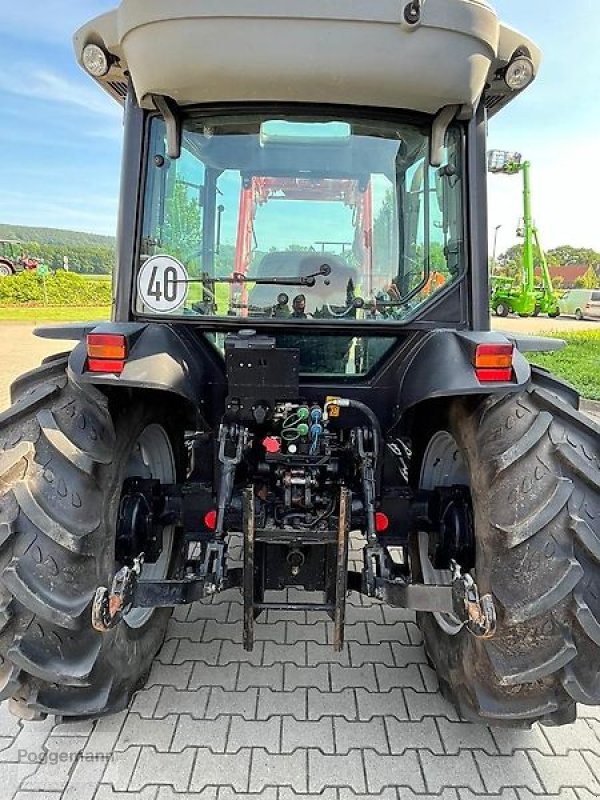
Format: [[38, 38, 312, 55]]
[[0, 1, 599, 255]]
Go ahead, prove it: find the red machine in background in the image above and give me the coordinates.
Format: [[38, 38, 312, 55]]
[[232, 177, 373, 310]]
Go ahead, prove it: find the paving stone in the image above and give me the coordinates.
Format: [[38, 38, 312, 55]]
[[254, 622, 288, 644], [490, 725, 553, 755], [257, 689, 308, 721], [336, 623, 370, 644], [346, 603, 385, 625], [404, 688, 460, 721], [474, 751, 543, 793], [172, 716, 230, 753], [130, 687, 162, 719], [308, 688, 357, 720], [13, 792, 67, 800], [204, 622, 243, 644], [3, 763, 51, 800], [102, 747, 142, 792], [155, 688, 210, 719], [226, 717, 281, 754], [281, 717, 335, 754], [460, 792, 518, 800], [175, 640, 222, 666], [286, 621, 328, 644], [219, 641, 265, 666], [421, 751, 485, 793], [390, 642, 428, 666], [419, 664, 440, 693], [237, 664, 284, 691], [249, 749, 307, 792], [206, 689, 259, 720], [582, 751, 600, 784], [437, 718, 498, 755], [281, 790, 336, 800], [155, 638, 179, 665], [0, 703, 22, 738], [406, 622, 424, 645], [516, 791, 579, 800], [219, 790, 275, 800], [308, 750, 366, 792], [374, 663, 425, 691], [284, 664, 330, 691], [349, 643, 395, 667], [0, 714, 55, 763], [333, 717, 389, 754], [20, 735, 87, 793], [330, 664, 377, 691], [188, 601, 232, 623], [356, 687, 407, 720], [381, 605, 418, 624], [385, 718, 444, 754], [147, 662, 193, 689], [367, 623, 410, 645], [129, 748, 195, 792], [364, 750, 425, 792], [116, 715, 177, 752], [541, 717, 600, 754], [190, 663, 240, 691], [263, 642, 307, 667], [545, 750, 600, 793], [306, 642, 351, 666], [190, 749, 252, 792], [339, 790, 398, 800]]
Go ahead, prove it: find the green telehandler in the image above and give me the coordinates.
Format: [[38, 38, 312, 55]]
[[489, 151, 560, 318]]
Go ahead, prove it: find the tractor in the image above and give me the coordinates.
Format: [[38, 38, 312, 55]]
[[0, 240, 39, 277], [0, 0, 598, 728]]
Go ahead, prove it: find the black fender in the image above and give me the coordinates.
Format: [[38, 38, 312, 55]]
[[396, 330, 531, 415], [36, 322, 226, 427]]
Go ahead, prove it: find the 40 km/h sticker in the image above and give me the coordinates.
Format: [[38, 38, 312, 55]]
[[138, 256, 188, 313]]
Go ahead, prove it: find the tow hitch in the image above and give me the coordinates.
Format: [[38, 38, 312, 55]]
[[92, 542, 227, 632]]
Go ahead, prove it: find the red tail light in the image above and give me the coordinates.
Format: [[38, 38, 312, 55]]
[[87, 334, 127, 374], [474, 343, 514, 383]]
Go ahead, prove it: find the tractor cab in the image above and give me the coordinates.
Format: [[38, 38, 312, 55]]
[[138, 112, 463, 328]]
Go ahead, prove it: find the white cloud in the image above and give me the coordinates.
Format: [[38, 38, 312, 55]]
[[0, 65, 122, 121], [0, 1, 112, 46]]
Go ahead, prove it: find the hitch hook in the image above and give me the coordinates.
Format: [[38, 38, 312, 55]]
[[451, 560, 496, 639], [92, 554, 144, 632]]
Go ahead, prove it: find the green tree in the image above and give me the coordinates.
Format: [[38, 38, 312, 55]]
[[574, 266, 600, 289], [162, 182, 202, 265]]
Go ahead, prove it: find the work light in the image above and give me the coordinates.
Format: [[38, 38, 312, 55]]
[[505, 56, 535, 91], [82, 44, 111, 77]]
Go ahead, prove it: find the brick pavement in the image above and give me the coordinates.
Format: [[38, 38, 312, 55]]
[[1, 584, 600, 799]]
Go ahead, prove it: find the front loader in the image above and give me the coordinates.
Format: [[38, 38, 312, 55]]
[[0, 0, 598, 728]]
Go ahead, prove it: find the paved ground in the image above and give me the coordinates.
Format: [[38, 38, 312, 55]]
[[1, 322, 600, 800], [493, 315, 599, 335]]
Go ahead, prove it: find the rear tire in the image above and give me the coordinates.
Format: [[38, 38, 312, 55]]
[[0, 262, 14, 278], [575, 309, 584, 321], [0, 364, 183, 720], [495, 303, 509, 318], [413, 372, 600, 726]]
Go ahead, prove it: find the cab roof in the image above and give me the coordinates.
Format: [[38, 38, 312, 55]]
[[74, 0, 541, 118]]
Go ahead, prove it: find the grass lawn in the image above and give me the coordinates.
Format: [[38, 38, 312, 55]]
[[527, 330, 600, 400], [0, 306, 111, 323]]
